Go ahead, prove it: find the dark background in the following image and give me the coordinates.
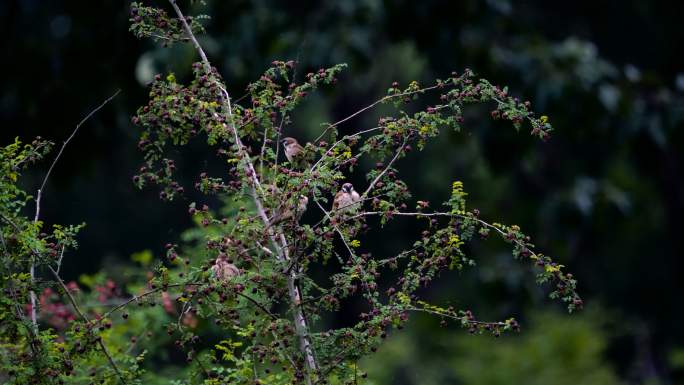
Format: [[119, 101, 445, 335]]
[[1, 0, 683, 384]]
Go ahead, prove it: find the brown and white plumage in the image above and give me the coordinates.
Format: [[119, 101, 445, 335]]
[[333, 182, 361, 213], [270, 195, 308, 226], [262, 183, 308, 226], [211, 256, 240, 281], [281, 137, 304, 163]]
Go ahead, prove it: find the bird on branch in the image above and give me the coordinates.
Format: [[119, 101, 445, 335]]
[[333, 182, 361, 213]]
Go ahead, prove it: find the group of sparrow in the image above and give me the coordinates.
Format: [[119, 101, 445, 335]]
[[275, 137, 361, 225], [212, 137, 361, 280]]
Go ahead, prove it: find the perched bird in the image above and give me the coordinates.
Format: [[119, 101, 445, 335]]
[[333, 182, 361, 213], [262, 184, 309, 227], [211, 255, 240, 281], [270, 195, 309, 226], [281, 137, 305, 163]]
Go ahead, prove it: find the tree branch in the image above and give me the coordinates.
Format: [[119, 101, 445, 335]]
[[29, 89, 121, 331], [347, 210, 543, 262]]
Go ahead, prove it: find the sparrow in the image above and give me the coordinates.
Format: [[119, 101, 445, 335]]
[[271, 195, 308, 226], [281, 137, 305, 163], [211, 255, 240, 281], [333, 182, 361, 213], [263, 184, 309, 226]]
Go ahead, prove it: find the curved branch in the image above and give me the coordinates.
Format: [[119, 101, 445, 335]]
[[29, 89, 121, 331]]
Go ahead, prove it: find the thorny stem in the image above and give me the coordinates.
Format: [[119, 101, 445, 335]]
[[167, 1, 319, 381]]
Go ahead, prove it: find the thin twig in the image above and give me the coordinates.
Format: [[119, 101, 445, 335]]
[[313, 84, 441, 143], [236, 292, 278, 320], [309, 126, 380, 172], [256, 241, 274, 255], [11, 141, 52, 172], [55, 244, 66, 275], [312, 199, 355, 258], [347, 210, 541, 262], [309, 193, 385, 230], [149, 33, 189, 42], [258, 124, 270, 177], [0, 212, 21, 232], [101, 286, 169, 319], [361, 137, 408, 198], [406, 306, 508, 327], [35, 89, 122, 211]]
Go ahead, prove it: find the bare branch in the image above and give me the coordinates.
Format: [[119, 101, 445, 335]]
[[29, 89, 121, 331], [35, 89, 122, 219]]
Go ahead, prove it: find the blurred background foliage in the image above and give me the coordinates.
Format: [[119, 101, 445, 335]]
[[1, 0, 683, 383], [362, 308, 620, 385]]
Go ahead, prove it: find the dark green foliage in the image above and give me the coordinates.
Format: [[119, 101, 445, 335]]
[[361, 309, 618, 385]]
